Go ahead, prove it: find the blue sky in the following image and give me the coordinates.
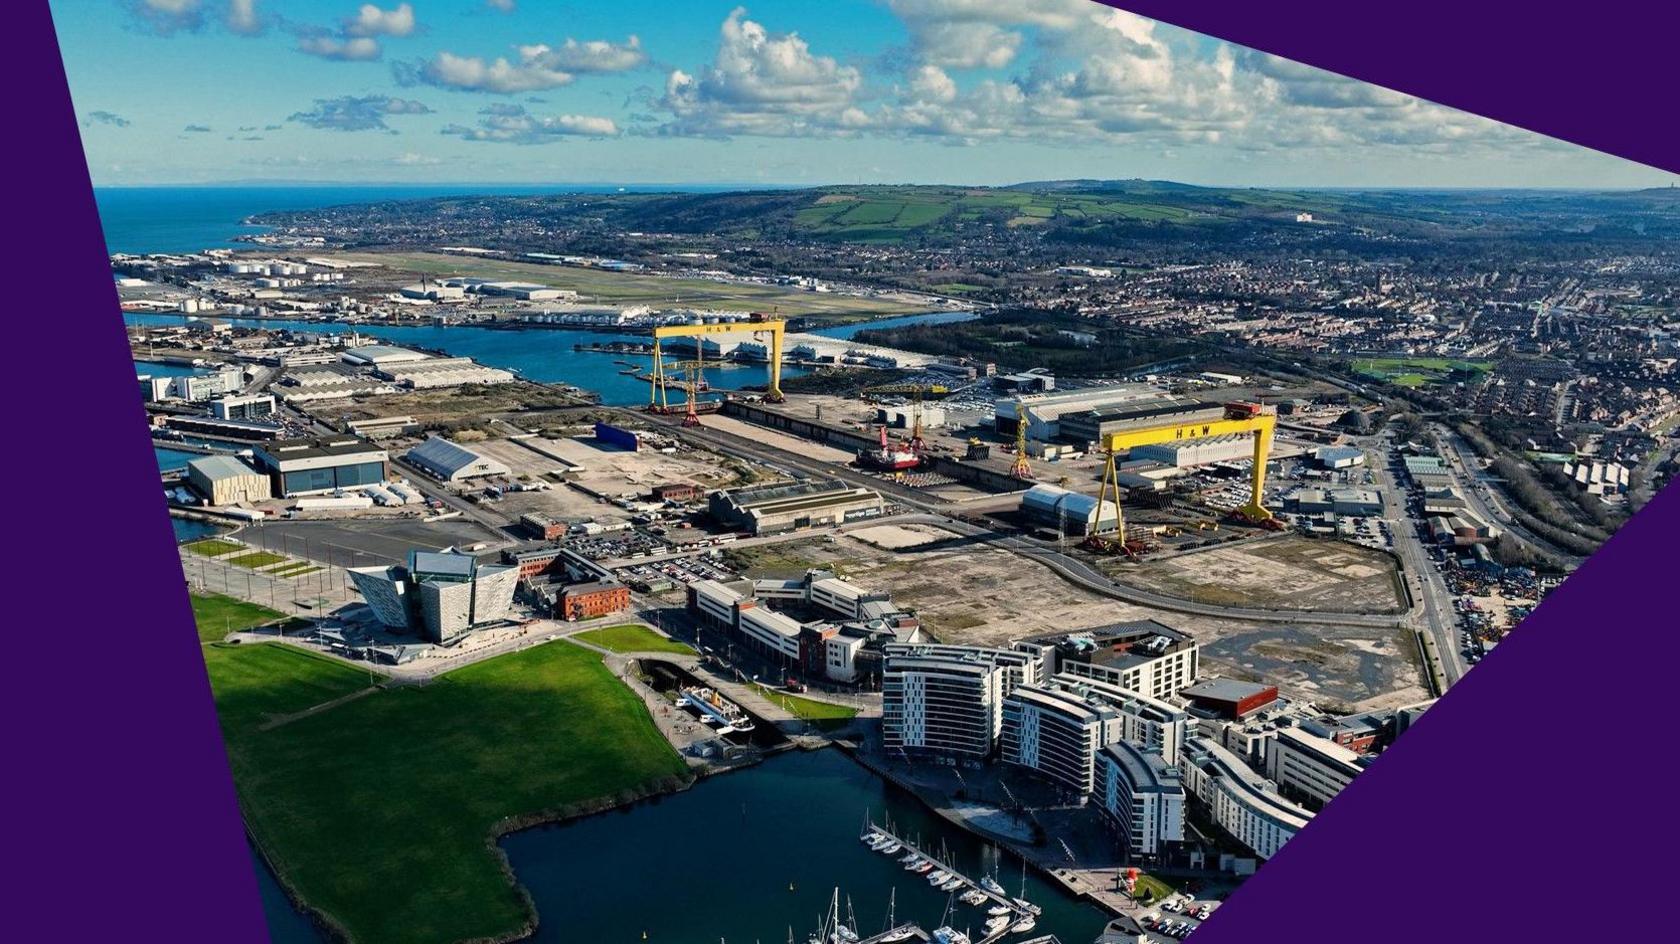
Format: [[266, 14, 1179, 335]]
[[56, 1, 1674, 188]]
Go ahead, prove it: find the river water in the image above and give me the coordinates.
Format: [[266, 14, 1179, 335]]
[[124, 312, 810, 407], [503, 748, 1110, 944], [122, 309, 977, 409]]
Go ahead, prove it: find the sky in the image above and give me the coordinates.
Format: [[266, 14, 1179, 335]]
[[54, 0, 1677, 189]]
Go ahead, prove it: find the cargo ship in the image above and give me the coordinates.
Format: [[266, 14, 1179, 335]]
[[677, 686, 756, 734], [857, 425, 922, 472]]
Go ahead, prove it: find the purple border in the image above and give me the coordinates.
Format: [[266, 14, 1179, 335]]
[[22, 2, 1676, 941], [21, 3, 268, 940], [1109, 1, 1680, 175]]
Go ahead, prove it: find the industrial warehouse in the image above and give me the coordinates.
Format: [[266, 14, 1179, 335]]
[[250, 436, 389, 497], [404, 435, 512, 482], [707, 480, 885, 536]]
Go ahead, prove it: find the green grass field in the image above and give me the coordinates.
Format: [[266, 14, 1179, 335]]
[[754, 684, 858, 724], [186, 538, 245, 557], [573, 623, 695, 655], [783, 187, 1200, 243], [1132, 872, 1180, 904], [208, 641, 687, 944], [190, 593, 287, 643], [224, 551, 290, 569], [1351, 356, 1491, 387], [203, 643, 375, 732]]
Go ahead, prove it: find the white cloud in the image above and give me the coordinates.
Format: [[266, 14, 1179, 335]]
[[127, 0, 204, 34], [294, 3, 416, 61], [659, 8, 867, 137], [884, 0, 1091, 68], [297, 34, 383, 61], [82, 110, 133, 128], [907, 64, 956, 103], [442, 105, 620, 143], [345, 3, 416, 39], [288, 94, 432, 131], [224, 0, 261, 35], [485, 0, 515, 11], [861, 1, 1535, 156], [129, 0, 267, 36], [400, 36, 645, 94]]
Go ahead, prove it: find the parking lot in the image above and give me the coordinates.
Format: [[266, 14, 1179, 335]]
[[1134, 895, 1220, 941]]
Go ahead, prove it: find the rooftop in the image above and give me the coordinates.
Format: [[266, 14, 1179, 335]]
[[1182, 678, 1277, 703], [410, 550, 476, 581], [186, 454, 261, 481], [256, 436, 384, 461]]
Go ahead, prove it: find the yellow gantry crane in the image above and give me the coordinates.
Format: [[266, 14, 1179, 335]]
[[1093, 401, 1278, 544], [648, 314, 787, 403]]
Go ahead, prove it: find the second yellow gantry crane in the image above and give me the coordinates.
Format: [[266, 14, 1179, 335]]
[[648, 314, 787, 403], [1094, 401, 1278, 541]]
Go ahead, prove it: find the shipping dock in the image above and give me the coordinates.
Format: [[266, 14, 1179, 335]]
[[858, 821, 1048, 944]]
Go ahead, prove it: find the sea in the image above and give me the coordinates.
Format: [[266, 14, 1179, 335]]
[[95, 184, 735, 256]]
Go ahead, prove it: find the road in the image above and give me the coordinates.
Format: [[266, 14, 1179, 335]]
[[1431, 425, 1587, 568], [1365, 434, 1465, 688], [636, 406, 1414, 629]]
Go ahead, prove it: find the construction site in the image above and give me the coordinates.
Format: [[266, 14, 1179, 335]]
[[156, 302, 1431, 710]]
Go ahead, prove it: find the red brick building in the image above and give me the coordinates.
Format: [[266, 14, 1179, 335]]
[[520, 513, 567, 541], [558, 580, 630, 621], [503, 546, 562, 579], [651, 482, 701, 502], [1181, 678, 1279, 719]]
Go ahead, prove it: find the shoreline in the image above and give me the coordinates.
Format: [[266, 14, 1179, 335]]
[[838, 742, 1131, 922]]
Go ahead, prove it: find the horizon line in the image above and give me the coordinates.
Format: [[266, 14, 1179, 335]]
[[93, 178, 1678, 194]]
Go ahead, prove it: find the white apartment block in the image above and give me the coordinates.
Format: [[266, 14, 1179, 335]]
[[1099, 740, 1186, 858], [882, 653, 1006, 758], [1181, 737, 1312, 861], [1264, 727, 1365, 811]]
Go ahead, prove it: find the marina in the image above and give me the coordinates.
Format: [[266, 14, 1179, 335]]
[[499, 749, 1110, 944], [858, 820, 1043, 944]]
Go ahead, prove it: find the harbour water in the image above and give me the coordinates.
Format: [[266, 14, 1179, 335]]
[[503, 748, 1111, 943], [810, 308, 979, 339], [134, 358, 202, 377], [123, 307, 978, 410], [124, 312, 821, 407], [169, 516, 225, 544]]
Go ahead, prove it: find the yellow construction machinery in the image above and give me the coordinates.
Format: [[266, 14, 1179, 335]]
[[1010, 397, 1033, 479], [648, 314, 787, 403], [1088, 401, 1278, 552], [862, 383, 947, 457], [651, 359, 713, 427]]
